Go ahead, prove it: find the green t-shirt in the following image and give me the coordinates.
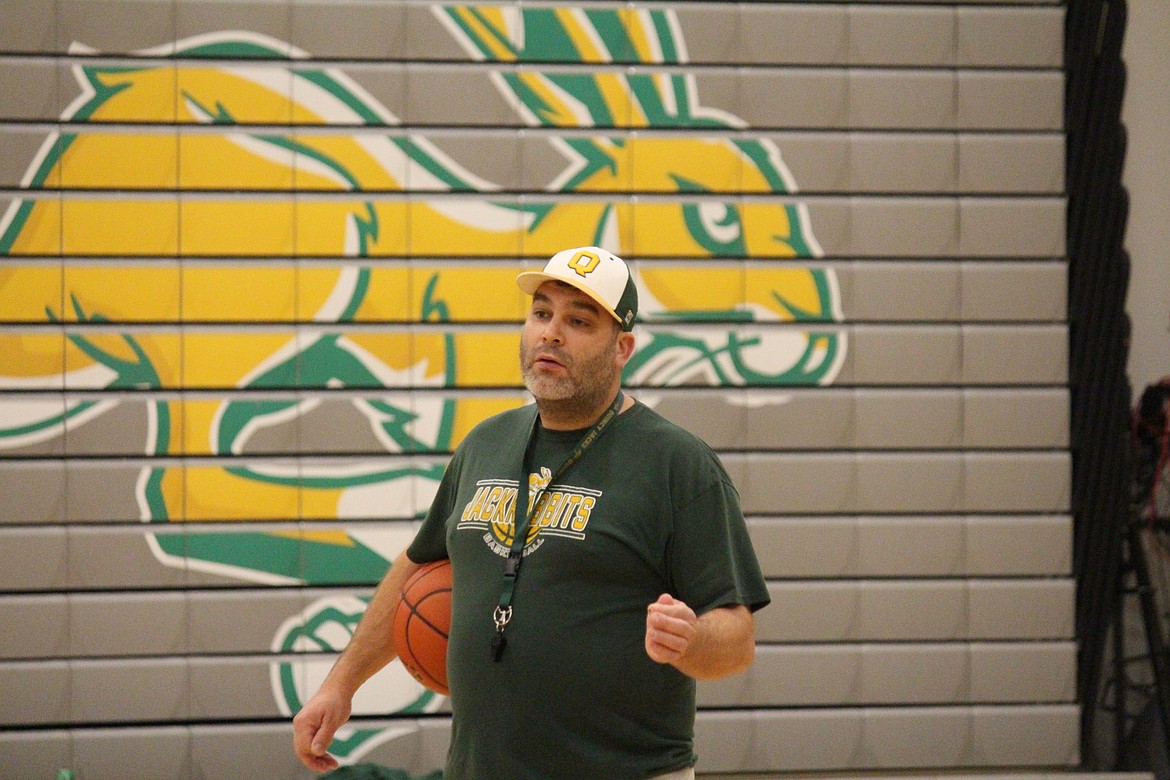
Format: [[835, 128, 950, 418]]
[[407, 400, 770, 780]]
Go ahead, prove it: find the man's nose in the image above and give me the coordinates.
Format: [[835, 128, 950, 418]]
[[540, 316, 565, 343]]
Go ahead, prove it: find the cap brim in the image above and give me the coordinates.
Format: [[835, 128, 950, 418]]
[[516, 271, 624, 325]]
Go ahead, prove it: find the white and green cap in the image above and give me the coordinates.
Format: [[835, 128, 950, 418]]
[[516, 246, 638, 331]]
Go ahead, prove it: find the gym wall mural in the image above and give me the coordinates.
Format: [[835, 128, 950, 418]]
[[1, 5, 841, 770], [0, 2, 1071, 776]]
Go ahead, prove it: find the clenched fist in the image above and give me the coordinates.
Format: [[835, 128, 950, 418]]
[[645, 593, 698, 665]]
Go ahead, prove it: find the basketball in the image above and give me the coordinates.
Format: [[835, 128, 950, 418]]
[[392, 559, 452, 695]]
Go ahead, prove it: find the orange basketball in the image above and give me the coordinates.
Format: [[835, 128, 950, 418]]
[[392, 559, 452, 695]]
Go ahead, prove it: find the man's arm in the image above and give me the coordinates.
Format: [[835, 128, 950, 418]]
[[292, 549, 424, 772], [644, 593, 756, 680]]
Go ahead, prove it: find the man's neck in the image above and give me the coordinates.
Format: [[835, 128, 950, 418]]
[[536, 389, 625, 431]]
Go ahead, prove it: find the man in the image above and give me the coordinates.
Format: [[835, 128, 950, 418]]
[[294, 246, 770, 779]]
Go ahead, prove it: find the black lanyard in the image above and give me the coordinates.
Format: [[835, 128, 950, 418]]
[[491, 391, 625, 661]]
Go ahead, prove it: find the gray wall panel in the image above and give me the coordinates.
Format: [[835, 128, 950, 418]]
[[0, 526, 220, 590], [839, 325, 1068, 385], [403, 66, 519, 127], [968, 578, 1076, 639], [64, 526, 203, 589], [962, 325, 1068, 384], [0, 528, 69, 590], [849, 197, 959, 256], [1, 590, 332, 657], [740, 5, 848, 65], [850, 262, 963, 320], [966, 704, 1080, 766], [961, 260, 1067, 320], [71, 658, 190, 724], [735, 70, 850, 129], [0, 0, 58, 54], [188, 589, 315, 654], [969, 641, 1077, 702], [853, 390, 963, 448], [69, 591, 188, 658], [766, 131, 853, 191], [964, 451, 1071, 512], [293, 1, 408, 60], [847, 6, 955, 67], [960, 197, 1067, 257], [957, 6, 1065, 67], [71, 726, 194, 780], [0, 595, 70, 659], [756, 578, 1073, 643], [693, 705, 1079, 772], [965, 514, 1072, 576], [57, 0, 177, 54], [842, 326, 960, 384], [698, 641, 1075, 707], [964, 387, 1070, 448], [730, 453, 852, 515], [0, 462, 66, 524], [855, 453, 965, 512], [0, 661, 71, 725], [189, 656, 287, 720], [174, 1, 292, 51], [850, 133, 958, 193], [959, 133, 1065, 193], [849, 70, 956, 129], [0, 60, 62, 121], [63, 397, 159, 456], [749, 515, 1072, 580], [857, 643, 971, 704], [958, 71, 1065, 131], [0, 730, 74, 780], [737, 390, 855, 450], [854, 516, 965, 576], [64, 462, 153, 522]]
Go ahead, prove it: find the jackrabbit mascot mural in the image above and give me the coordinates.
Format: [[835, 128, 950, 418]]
[[0, 5, 844, 767]]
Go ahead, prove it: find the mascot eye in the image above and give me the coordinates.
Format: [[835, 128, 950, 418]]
[[697, 202, 741, 244], [672, 174, 746, 256]]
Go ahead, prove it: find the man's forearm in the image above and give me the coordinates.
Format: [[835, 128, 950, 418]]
[[673, 604, 756, 680], [320, 549, 422, 696]]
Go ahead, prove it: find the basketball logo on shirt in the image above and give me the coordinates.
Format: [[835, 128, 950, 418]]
[[457, 469, 601, 556]]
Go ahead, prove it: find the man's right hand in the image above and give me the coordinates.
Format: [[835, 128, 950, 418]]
[[292, 686, 353, 772], [291, 549, 424, 771]]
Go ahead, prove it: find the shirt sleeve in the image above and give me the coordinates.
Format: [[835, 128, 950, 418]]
[[666, 455, 771, 616], [406, 449, 463, 564]]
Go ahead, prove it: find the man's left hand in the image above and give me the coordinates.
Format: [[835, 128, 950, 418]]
[[645, 593, 698, 665], [644, 594, 756, 679]]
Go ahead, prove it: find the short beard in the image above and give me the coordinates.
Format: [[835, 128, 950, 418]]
[[520, 334, 620, 425]]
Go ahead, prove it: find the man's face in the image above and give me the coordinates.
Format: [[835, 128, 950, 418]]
[[519, 281, 632, 412]]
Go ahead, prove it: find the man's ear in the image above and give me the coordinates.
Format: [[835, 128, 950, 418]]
[[615, 331, 636, 367]]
